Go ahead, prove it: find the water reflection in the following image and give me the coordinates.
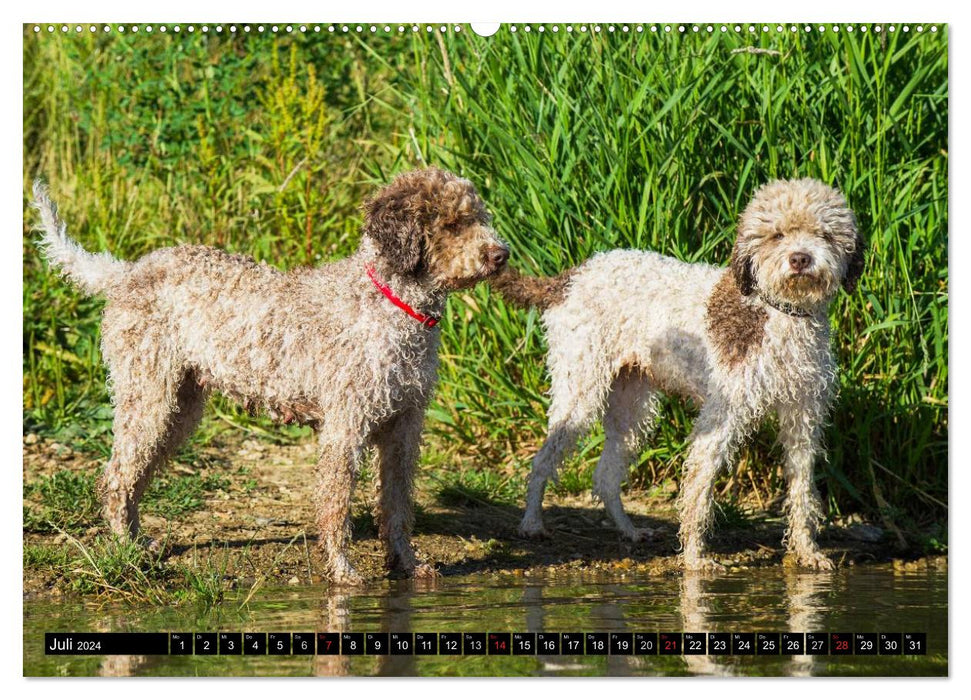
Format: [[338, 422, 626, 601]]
[[314, 591, 352, 677], [677, 570, 833, 676], [28, 564, 945, 677], [785, 572, 834, 677], [312, 578, 442, 676], [680, 572, 729, 676], [95, 616, 150, 677]]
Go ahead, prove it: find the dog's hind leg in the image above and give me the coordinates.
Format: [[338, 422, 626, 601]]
[[593, 368, 660, 541], [519, 353, 610, 539], [98, 345, 198, 543], [777, 399, 833, 570], [372, 406, 434, 579]]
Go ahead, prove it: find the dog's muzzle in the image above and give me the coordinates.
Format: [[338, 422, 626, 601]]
[[485, 245, 510, 273]]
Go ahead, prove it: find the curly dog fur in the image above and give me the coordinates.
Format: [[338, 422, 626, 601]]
[[493, 178, 864, 571], [34, 168, 509, 584]]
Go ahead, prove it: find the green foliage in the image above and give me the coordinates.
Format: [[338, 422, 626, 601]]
[[173, 548, 234, 605], [433, 467, 524, 508], [44, 534, 232, 605], [25, 533, 236, 605], [712, 497, 762, 531], [23, 470, 100, 533], [24, 543, 73, 568], [23, 25, 947, 527], [143, 472, 231, 518], [394, 26, 948, 524], [23, 467, 229, 532], [551, 464, 593, 498], [60, 535, 170, 600]]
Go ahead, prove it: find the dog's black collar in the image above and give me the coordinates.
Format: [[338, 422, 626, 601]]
[[756, 291, 816, 318]]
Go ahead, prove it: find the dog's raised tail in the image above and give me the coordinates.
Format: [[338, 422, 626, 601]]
[[490, 265, 573, 311], [32, 180, 129, 295]]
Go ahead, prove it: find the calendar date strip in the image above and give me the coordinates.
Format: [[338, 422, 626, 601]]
[[45, 631, 927, 657]]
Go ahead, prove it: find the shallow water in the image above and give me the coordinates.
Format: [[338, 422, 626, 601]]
[[24, 564, 946, 677]]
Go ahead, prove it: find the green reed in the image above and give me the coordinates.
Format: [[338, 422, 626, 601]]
[[22, 25, 948, 530]]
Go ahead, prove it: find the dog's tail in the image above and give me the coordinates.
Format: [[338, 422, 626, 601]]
[[32, 180, 130, 296], [490, 265, 574, 311]]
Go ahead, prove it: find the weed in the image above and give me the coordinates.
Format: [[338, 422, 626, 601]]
[[143, 472, 231, 518], [712, 498, 762, 531], [433, 468, 524, 508], [60, 534, 171, 603], [173, 547, 236, 606], [24, 543, 72, 568], [23, 470, 99, 533], [552, 463, 593, 497]]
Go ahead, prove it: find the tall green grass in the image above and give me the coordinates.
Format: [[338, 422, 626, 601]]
[[394, 26, 948, 526], [23, 29, 405, 446], [22, 25, 947, 528]]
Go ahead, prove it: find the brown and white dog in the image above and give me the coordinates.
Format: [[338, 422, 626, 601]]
[[35, 168, 509, 584], [494, 178, 864, 570]]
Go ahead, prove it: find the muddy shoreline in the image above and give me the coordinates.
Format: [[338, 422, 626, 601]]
[[23, 436, 946, 601]]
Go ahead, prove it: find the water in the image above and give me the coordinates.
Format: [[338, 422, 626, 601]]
[[23, 565, 947, 677]]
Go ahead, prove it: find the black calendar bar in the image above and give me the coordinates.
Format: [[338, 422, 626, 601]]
[[44, 631, 929, 656], [45, 633, 168, 655]]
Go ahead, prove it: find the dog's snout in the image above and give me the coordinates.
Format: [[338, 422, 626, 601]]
[[789, 251, 812, 272], [488, 245, 510, 268]]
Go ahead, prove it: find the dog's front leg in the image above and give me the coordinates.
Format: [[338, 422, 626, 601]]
[[677, 404, 747, 571], [314, 437, 365, 586], [373, 407, 435, 579], [777, 400, 834, 570]]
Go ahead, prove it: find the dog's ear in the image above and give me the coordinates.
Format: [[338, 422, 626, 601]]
[[842, 224, 865, 294], [730, 245, 755, 296], [362, 187, 424, 275]]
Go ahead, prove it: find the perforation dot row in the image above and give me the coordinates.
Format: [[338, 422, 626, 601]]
[[508, 24, 939, 34], [30, 24, 465, 34], [30, 24, 939, 35]]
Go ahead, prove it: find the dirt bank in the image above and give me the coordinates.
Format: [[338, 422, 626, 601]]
[[22, 435, 944, 600]]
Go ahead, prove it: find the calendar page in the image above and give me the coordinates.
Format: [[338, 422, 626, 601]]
[[22, 18, 947, 679]]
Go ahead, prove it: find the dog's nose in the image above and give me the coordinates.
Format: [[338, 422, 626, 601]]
[[488, 246, 510, 267], [789, 252, 812, 272]]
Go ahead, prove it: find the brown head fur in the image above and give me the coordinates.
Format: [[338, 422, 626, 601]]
[[362, 168, 509, 290], [730, 245, 756, 296], [842, 232, 866, 293]]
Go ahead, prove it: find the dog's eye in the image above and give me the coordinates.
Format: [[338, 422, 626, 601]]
[[772, 232, 784, 241]]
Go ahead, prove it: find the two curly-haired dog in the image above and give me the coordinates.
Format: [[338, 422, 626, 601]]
[[495, 178, 864, 571], [34, 168, 509, 584], [35, 172, 862, 579]]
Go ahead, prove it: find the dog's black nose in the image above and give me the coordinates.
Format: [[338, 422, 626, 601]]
[[488, 246, 510, 267], [789, 252, 812, 272]]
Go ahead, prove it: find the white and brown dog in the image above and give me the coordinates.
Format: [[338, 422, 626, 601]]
[[495, 179, 864, 570]]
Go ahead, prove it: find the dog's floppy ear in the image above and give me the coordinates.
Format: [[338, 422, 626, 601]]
[[842, 223, 865, 294], [362, 186, 424, 275], [730, 244, 755, 296]]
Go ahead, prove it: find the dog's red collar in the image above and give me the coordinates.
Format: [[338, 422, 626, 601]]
[[365, 265, 440, 328]]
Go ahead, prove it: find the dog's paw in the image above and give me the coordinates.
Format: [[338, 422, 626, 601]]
[[518, 521, 551, 539], [622, 527, 657, 543], [789, 550, 835, 571], [682, 554, 727, 573], [412, 562, 439, 580], [329, 562, 366, 587]]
